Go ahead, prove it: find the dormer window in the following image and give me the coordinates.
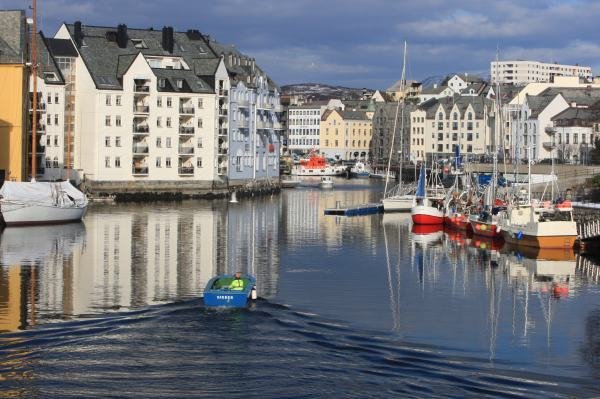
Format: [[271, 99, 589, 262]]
[[131, 39, 148, 49], [176, 79, 183, 88], [158, 78, 166, 88], [43, 72, 58, 82]]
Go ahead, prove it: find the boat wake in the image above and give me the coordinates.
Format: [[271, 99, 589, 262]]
[[0, 300, 596, 398]]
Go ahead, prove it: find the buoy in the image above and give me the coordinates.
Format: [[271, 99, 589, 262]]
[[251, 286, 257, 300], [230, 191, 238, 203]]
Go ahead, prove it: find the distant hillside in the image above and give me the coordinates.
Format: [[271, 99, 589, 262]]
[[281, 83, 375, 101]]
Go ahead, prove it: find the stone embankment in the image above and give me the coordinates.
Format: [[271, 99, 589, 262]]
[[84, 179, 280, 202]]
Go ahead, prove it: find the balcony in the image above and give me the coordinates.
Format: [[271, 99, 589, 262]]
[[218, 167, 227, 175], [237, 98, 249, 108], [29, 103, 46, 113], [218, 89, 228, 97], [179, 107, 195, 115], [179, 126, 195, 135], [133, 105, 150, 114], [237, 119, 248, 128], [133, 125, 150, 134], [132, 143, 149, 154], [178, 146, 194, 154], [218, 108, 228, 117], [134, 85, 150, 93], [218, 147, 228, 155], [218, 128, 228, 136], [178, 166, 194, 175], [132, 166, 149, 175], [545, 126, 556, 135], [542, 141, 555, 149]]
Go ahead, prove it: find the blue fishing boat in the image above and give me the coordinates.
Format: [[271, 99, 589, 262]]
[[203, 274, 257, 308]]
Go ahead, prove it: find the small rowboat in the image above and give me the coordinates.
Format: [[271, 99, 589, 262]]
[[203, 274, 257, 308]]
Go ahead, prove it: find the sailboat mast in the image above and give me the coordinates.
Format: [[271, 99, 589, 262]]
[[398, 41, 407, 186], [383, 41, 407, 196], [30, 0, 38, 181]]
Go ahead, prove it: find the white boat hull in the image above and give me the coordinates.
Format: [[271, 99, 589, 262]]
[[292, 166, 345, 176], [382, 195, 413, 212], [1, 202, 88, 226]]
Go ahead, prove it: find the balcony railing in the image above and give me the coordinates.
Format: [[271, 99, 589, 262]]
[[178, 146, 194, 154], [132, 144, 149, 154], [133, 105, 150, 113], [179, 126, 195, 135], [133, 125, 150, 134], [178, 166, 194, 175], [217, 167, 227, 175], [218, 148, 228, 155], [237, 99, 249, 107], [179, 107, 195, 115], [134, 85, 150, 93], [542, 141, 555, 149], [218, 89, 228, 96], [218, 108, 228, 117], [545, 126, 556, 135], [218, 128, 228, 136], [132, 166, 149, 175], [237, 119, 248, 128], [29, 103, 46, 112]]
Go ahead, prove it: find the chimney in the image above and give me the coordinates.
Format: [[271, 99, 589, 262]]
[[161, 26, 174, 53], [117, 24, 128, 48], [74, 21, 83, 48]]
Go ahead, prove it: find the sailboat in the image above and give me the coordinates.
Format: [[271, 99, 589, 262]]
[[411, 162, 445, 225], [0, 0, 88, 226], [382, 41, 415, 212]]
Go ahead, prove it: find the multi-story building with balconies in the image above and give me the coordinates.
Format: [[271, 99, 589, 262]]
[[410, 95, 492, 163], [491, 60, 592, 85], [287, 103, 324, 154]]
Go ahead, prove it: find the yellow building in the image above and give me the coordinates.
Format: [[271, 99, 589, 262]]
[[320, 109, 372, 160], [0, 63, 27, 182]]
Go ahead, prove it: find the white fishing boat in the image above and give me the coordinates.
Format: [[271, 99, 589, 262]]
[[349, 161, 371, 178], [320, 176, 334, 189], [281, 176, 301, 188], [0, 181, 88, 226], [411, 163, 445, 225]]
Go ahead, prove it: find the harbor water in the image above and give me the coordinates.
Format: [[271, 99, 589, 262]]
[[0, 178, 598, 398]]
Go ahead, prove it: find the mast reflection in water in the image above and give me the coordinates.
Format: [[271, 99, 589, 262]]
[[0, 179, 598, 397]]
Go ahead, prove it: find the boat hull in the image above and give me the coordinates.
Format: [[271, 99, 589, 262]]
[[382, 196, 413, 212], [0, 203, 88, 226], [470, 220, 500, 238], [293, 166, 344, 176], [445, 214, 471, 231], [501, 231, 577, 249], [411, 205, 444, 225]]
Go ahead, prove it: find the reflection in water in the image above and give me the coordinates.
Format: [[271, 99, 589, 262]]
[[0, 180, 599, 396], [0, 200, 281, 332]]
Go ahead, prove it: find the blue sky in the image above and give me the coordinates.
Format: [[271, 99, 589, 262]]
[[2, 0, 599, 89]]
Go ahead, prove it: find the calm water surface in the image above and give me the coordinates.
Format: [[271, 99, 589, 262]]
[[0, 178, 599, 398]]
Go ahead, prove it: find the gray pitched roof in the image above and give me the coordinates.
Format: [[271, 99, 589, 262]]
[[526, 94, 558, 118], [0, 36, 20, 63], [420, 85, 448, 95], [340, 110, 369, 120], [419, 95, 491, 119], [552, 106, 600, 126], [37, 32, 65, 84], [65, 23, 217, 92]]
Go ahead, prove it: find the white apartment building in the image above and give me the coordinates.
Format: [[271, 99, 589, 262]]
[[52, 23, 219, 186], [491, 61, 592, 85], [410, 96, 492, 162], [287, 104, 323, 154]]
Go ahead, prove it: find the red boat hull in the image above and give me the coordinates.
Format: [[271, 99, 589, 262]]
[[444, 215, 471, 231]]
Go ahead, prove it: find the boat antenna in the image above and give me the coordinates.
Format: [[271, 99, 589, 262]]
[[383, 41, 406, 198], [30, 0, 38, 182]]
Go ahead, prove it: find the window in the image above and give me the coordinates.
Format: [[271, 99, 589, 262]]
[[55, 93, 59, 104], [156, 157, 161, 167], [197, 118, 203, 128], [157, 97, 162, 107], [54, 136, 58, 146], [115, 136, 121, 147], [156, 137, 162, 148], [197, 157, 202, 168], [115, 115, 121, 127], [54, 114, 59, 125], [106, 95, 111, 106], [157, 117, 162, 127], [116, 95, 121, 106], [166, 97, 172, 108], [47, 93, 52, 104], [176, 79, 183, 88], [47, 115, 51, 125], [166, 117, 172, 128], [45, 157, 51, 167], [46, 135, 51, 146], [166, 137, 171, 148], [197, 137, 203, 148], [105, 156, 110, 168], [159, 78, 166, 88], [198, 98, 203, 108], [105, 115, 111, 126], [166, 157, 171, 168], [115, 157, 121, 168], [53, 156, 58, 168], [105, 136, 111, 147], [132, 39, 148, 49]]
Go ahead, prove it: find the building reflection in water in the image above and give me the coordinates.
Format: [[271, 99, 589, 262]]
[[0, 200, 282, 332]]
